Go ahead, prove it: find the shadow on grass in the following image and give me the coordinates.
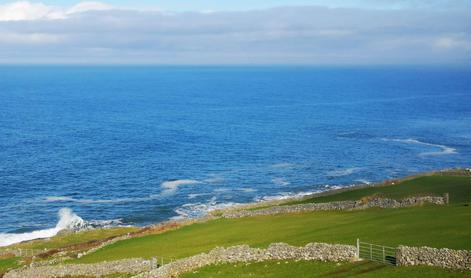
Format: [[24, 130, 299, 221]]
[[320, 261, 389, 277]]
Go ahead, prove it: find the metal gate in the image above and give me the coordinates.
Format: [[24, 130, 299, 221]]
[[357, 239, 396, 265]]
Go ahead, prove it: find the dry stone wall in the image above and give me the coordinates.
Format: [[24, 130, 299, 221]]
[[397, 246, 471, 270], [134, 242, 356, 278], [223, 196, 447, 218], [3, 258, 153, 278]]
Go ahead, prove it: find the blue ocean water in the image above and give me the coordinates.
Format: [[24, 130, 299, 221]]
[[0, 66, 470, 238]]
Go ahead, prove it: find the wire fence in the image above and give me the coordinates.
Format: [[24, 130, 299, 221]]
[[357, 239, 396, 266], [0, 248, 44, 258], [150, 256, 176, 268]]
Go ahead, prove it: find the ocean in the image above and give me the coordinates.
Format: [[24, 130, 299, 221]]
[[1, 66, 470, 246]]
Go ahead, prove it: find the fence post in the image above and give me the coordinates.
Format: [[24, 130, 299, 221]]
[[370, 244, 372, 260], [382, 246, 385, 263], [356, 238, 360, 259], [152, 257, 157, 269]]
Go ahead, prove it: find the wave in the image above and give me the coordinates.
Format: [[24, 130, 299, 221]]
[[173, 197, 241, 219], [255, 190, 323, 202], [355, 179, 372, 185], [45, 195, 161, 204], [46, 179, 205, 204], [326, 167, 361, 177], [161, 179, 202, 195], [272, 178, 290, 186], [271, 163, 296, 169], [203, 174, 225, 184], [382, 138, 457, 156], [0, 208, 122, 247]]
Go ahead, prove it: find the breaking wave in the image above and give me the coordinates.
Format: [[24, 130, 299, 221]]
[[173, 197, 241, 219], [0, 208, 122, 247], [382, 138, 457, 156]]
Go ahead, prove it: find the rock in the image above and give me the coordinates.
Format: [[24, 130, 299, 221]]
[[396, 246, 471, 270], [222, 196, 447, 218]]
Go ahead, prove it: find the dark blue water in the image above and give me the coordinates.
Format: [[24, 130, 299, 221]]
[[1, 66, 470, 235]]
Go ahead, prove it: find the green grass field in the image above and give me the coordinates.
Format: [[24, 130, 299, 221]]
[[289, 175, 471, 205], [4, 174, 469, 277], [76, 175, 471, 264], [0, 257, 19, 275], [180, 260, 471, 278]]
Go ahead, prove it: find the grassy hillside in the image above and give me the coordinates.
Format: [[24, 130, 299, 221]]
[[76, 204, 471, 263], [0, 257, 18, 275], [75, 173, 471, 264], [4, 173, 470, 277], [288, 175, 471, 205]]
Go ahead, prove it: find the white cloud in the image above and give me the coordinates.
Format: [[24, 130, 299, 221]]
[[0, 5, 469, 64], [0, 31, 64, 44], [434, 36, 471, 50], [0, 1, 64, 21], [0, 1, 114, 21], [67, 2, 113, 14]]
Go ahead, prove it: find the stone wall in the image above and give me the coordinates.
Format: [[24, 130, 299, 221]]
[[135, 242, 356, 278], [397, 246, 471, 270], [223, 196, 447, 218], [4, 258, 153, 278]]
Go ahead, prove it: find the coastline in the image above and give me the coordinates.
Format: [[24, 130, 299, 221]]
[[208, 168, 470, 216], [2, 168, 470, 249]]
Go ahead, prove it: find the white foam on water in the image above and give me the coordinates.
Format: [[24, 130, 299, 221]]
[[382, 138, 457, 156], [187, 193, 208, 200], [173, 197, 241, 219], [203, 174, 225, 184], [255, 189, 323, 202], [0, 208, 123, 247], [272, 178, 290, 186], [161, 179, 202, 195], [45, 195, 161, 204], [271, 163, 296, 169], [356, 179, 371, 185], [213, 188, 231, 193], [326, 167, 361, 177]]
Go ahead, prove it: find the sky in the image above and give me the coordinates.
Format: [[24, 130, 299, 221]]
[[0, 1, 470, 64]]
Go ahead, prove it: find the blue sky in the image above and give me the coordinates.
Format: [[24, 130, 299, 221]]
[[0, 1, 470, 64]]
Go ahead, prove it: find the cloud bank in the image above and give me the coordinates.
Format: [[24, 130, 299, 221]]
[[0, 1, 470, 64]]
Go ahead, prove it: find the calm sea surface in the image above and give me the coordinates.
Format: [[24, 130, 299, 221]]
[[1, 66, 470, 236]]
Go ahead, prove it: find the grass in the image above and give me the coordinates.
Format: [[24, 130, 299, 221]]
[[76, 203, 471, 263], [5, 174, 469, 277], [287, 175, 471, 205], [75, 174, 471, 264], [180, 260, 471, 278], [0, 256, 19, 274]]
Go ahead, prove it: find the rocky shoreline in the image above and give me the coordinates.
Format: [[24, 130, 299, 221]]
[[222, 195, 448, 218]]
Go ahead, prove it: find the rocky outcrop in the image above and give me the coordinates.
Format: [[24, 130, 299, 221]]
[[4, 258, 153, 278], [134, 242, 356, 278], [223, 196, 447, 218], [397, 246, 471, 270]]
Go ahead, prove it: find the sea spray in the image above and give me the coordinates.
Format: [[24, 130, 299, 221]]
[[0, 208, 121, 247]]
